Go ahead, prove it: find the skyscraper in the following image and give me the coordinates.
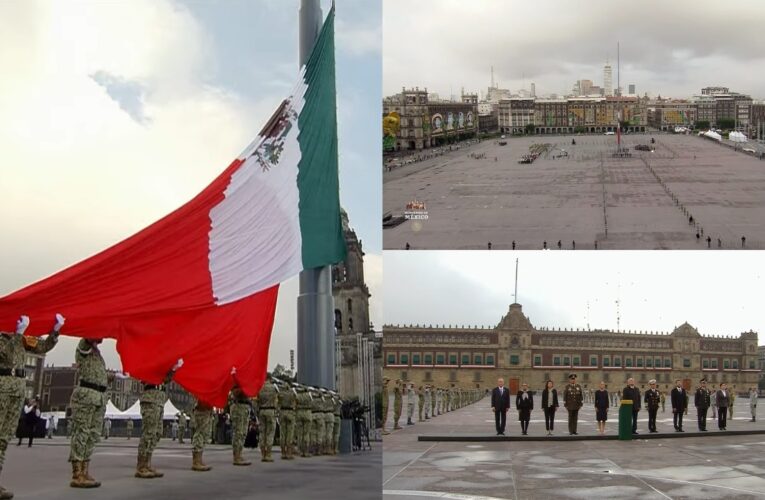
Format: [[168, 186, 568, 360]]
[[604, 60, 613, 97], [629, 84, 636, 95]]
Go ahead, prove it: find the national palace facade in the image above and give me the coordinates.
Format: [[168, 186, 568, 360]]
[[383, 303, 760, 394]]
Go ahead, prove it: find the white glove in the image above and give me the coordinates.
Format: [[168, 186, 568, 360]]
[[16, 315, 30, 335], [53, 313, 66, 332], [172, 358, 184, 370], [231, 367, 237, 375], [114, 372, 130, 379]]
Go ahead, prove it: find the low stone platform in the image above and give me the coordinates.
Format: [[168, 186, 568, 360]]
[[419, 429, 765, 442]]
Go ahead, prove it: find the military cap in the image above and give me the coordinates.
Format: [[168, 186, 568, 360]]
[[568, 373, 577, 379], [700, 378, 707, 383], [649, 379, 657, 384]]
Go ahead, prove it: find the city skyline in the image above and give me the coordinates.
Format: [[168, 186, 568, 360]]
[[384, 0, 765, 101]]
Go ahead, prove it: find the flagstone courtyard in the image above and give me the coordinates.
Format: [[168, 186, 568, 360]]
[[383, 134, 765, 250]]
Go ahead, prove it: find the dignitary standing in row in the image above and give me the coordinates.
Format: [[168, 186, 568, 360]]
[[622, 378, 641, 435], [491, 378, 510, 435], [750, 387, 758, 422], [594, 381, 609, 435], [515, 383, 533, 435], [562, 374, 583, 435], [716, 383, 730, 431], [541, 380, 558, 436], [644, 380, 661, 433], [695, 378, 711, 431], [670, 380, 687, 432]]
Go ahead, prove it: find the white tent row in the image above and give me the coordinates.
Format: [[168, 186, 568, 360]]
[[730, 131, 748, 143], [703, 130, 722, 141], [103, 398, 187, 420]]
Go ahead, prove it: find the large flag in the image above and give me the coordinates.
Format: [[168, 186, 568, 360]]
[[0, 8, 345, 406]]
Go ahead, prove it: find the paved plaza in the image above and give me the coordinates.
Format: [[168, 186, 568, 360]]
[[383, 395, 765, 499], [3, 438, 381, 500], [383, 134, 765, 250]]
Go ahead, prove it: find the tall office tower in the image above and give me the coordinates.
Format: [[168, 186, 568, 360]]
[[629, 84, 635, 95], [604, 60, 613, 97]]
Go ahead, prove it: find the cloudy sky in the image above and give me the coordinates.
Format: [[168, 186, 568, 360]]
[[384, 0, 765, 100], [0, 0, 381, 370], [385, 251, 764, 339]]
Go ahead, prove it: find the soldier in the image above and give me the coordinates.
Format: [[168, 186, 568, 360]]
[[0, 315, 61, 498], [278, 380, 297, 460], [126, 418, 134, 439], [430, 385, 437, 418], [694, 378, 711, 431], [177, 411, 186, 443], [562, 373, 583, 435], [257, 375, 279, 462], [190, 400, 213, 471], [135, 359, 182, 479], [729, 389, 736, 420], [417, 386, 425, 422], [69, 336, 110, 488], [406, 383, 415, 425], [322, 389, 334, 455], [660, 391, 666, 413], [295, 384, 313, 457], [749, 387, 758, 422], [424, 385, 431, 419], [381, 377, 390, 434], [332, 392, 341, 455], [230, 381, 253, 465], [102, 418, 111, 440], [310, 387, 324, 455], [644, 380, 661, 433], [393, 380, 403, 430]]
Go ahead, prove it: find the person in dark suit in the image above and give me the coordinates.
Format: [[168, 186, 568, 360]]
[[670, 379, 687, 432], [515, 383, 533, 435], [716, 383, 730, 431], [695, 378, 711, 431], [594, 381, 609, 435], [541, 380, 559, 436], [622, 378, 641, 434], [491, 378, 510, 435]]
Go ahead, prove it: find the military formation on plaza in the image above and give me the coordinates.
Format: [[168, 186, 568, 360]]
[[0, 314, 350, 497]]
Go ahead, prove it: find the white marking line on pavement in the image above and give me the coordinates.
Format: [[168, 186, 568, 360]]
[[383, 442, 438, 487], [597, 456, 671, 500], [384, 490, 509, 500], [626, 472, 765, 497]]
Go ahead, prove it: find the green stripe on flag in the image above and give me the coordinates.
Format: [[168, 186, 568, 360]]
[[297, 7, 347, 269]]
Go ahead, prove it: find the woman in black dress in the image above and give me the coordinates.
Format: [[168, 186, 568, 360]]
[[540, 380, 559, 436], [594, 381, 610, 435]]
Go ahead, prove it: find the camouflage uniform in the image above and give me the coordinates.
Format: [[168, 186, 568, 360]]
[[126, 419, 134, 439], [135, 382, 168, 478], [257, 378, 279, 462], [323, 391, 334, 454], [69, 339, 108, 488], [295, 386, 313, 457], [0, 329, 58, 497], [191, 402, 213, 471], [278, 384, 297, 460], [332, 395, 341, 454], [424, 386, 431, 419], [418, 387, 424, 421], [177, 412, 186, 443], [230, 386, 252, 465], [393, 381, 402, 429], [430, 387, 437, 417], [381, 378, 389, 433], [310, 390, 324, 455]]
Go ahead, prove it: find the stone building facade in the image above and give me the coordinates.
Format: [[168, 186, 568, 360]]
[[383, 303, 759, 395]]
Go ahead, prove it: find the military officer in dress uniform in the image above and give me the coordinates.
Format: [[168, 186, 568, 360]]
[[417, 386, 425, 422], [393, 380, 403, 430], [644, 380, 661, 433], [562, 373, 583, 435], [694, 378, 711, 431], [406, 383, 415, 426], [0, 315, 61, 498], [381, 378, 390, 434]]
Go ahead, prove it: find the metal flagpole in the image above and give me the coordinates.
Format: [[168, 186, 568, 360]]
[[514, 258, 519, 303], [297, 0, 336, 390]]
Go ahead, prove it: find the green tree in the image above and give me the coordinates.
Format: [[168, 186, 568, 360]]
[[524, 123, 536, 135], [696, 120, 710, 130], [717, 118, 735, 130], [272, 363, 295, 382]]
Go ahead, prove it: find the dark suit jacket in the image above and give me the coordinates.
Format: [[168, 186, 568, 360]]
[[515, 391, 534, 411], [491, 387, 510, 412], [623, 385, 641, 411], [540, 388, 558, 409], [716, 390, 730, 408], [594, 389, 609, 410], [670, 387, 687, 411]]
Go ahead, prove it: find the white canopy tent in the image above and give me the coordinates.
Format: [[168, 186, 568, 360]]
[[104, 399, 123, 419], [703, 130, 722, 141], [730, 131, 748, 143], [115, 400, 142, 420], [163, 399, 185, 420]]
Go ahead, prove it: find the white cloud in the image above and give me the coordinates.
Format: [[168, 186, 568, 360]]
[[336, 17, 381, 57]]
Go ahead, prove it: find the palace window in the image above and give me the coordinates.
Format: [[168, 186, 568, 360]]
[[711, 359, 718, 369], [723, 359, 730, 369], [625, 358, 633, 368], [683, 358, 691, 368], [436, 354, 445, 365], [614, 356, 622, 367], [510, 355, 520, 365], [750, 360, 756, 369], [732, 359, 739, 369], [474, 355, 482, 365], [424, 354, 433, 365], [553, 356, 561, 366], [664, 358, 671, 368], [462, 354, 470, 365], [534, 355, 542, 366], [387, 354, 396, 365], [486, 355, 495, 366], [573, 356, 581, 366], [449, 355, 458, 365], [400, 354, 409, 365], [424, 371, 433, 382], [412, 354, 421, 365], [636, 357, 643, 368], [590, 355, 598, 367], [401, 371, 408, 381], [646, 358, 653, 368], [655, 357, 662, 368], [703, 359, 709, 369], [473, 371, 482, 382], [603, 356, 610, 367], [563, 356, 570, 366]]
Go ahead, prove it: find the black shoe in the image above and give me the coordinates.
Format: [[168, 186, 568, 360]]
[[497, 432, 502, 436], [633, 431, 639, 435], [679, 429, 684, 432], [500, 432, 505, 435]]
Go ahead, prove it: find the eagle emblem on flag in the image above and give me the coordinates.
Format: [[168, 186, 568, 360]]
[[251, 97, 298, 172]]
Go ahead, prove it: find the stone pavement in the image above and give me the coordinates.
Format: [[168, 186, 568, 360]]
[[383, 395, 765, 499], [2, 438, 381, 500], [383, 134, 765, 250]]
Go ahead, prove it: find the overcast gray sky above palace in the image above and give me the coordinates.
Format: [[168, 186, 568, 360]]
[[383, 0, 765, 100], [384, 251, 764, 340]]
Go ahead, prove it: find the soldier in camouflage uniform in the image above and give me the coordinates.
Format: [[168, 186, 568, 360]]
[[310, 388, 324, 455], [424, 385, 431, 419], [278, 380, 297, 460], [191, 400, 213, 471], [393, 380, 403, 429], [177, 411, 186, 443], [381, 378, 390, 434], [257, 375, 279, 462], [418, 386, 425, 422], [323, 389, 334, 454], [430, 386, 437, 418], [295, 384, 313, 457], [230, 382, 253, 465], [69, 336, 110, 488], [332, 392, 341, 454], [135, 358, 182, 479], [0, 315, 61, 498]]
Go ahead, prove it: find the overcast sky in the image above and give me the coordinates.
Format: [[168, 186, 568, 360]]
[[0, 0, 381, 370], [384, 0, 765, 100], [384, 251, 764, 341]]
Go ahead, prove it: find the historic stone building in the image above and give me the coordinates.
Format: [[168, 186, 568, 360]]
[[383, 303, 759, 395], [332, 210, 381, 401]]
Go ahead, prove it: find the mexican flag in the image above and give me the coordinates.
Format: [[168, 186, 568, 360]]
[[0, 8, 345, 406]]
